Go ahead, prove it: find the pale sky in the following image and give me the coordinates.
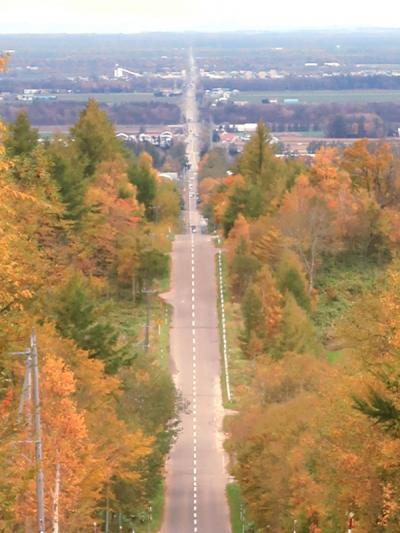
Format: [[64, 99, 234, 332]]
[[1, 0, 400, 33]]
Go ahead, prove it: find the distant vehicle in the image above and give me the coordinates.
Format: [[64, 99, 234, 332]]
[[191, 226, 197, 233]]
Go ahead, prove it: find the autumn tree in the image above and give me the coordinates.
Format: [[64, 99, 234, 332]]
[[11, 354, 96, 530], [79, 158, 142, 278], [278, 175, 334, 293], [241, 266, 282, 357], [342, 139, 400, 206], [0, 90, 179, 530]]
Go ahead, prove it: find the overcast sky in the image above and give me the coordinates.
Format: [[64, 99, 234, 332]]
[[1, 0, 400, 33]]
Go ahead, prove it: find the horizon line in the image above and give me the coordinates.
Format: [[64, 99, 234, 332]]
[[1, 26, 400, 36]]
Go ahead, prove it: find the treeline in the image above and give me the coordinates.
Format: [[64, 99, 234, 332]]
[[0, 77, 183, 94], [204, 101, 400, 138], [202, 75, 400, 92], [0, 98, 181, 530], [0, 100, 182, 126], [130, 140, 186, 172], [200, 124, 400, 531]]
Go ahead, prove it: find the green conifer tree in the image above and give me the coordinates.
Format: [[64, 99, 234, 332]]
[[53, 273, 129, 373], [5, 111, 38, 157], [277, 251, 311, 311], [275, 293, 320, 357], [48, 139, 88, 221], [71, 99, 120, 177]]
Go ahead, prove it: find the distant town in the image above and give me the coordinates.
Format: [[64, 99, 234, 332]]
[[2, 31, 400, 160]]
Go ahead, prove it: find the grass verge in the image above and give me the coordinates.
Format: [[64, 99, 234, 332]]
[[215, 248, 252, 409], [227, 483, 243, 533]]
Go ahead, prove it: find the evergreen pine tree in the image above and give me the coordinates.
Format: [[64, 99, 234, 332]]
[[48, 139, 88, 221], [277, 251, 311, 311], [5, 111, 38, 157], [275, 293, 321, 357], [127, 153, 157, 215], [53, 273, 128, 373], [71, 99, 120, 177]]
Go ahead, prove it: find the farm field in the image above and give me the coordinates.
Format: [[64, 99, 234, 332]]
[[56, 91, 181, 104], [233, 89, 400, 104], [274, 132, 400, 154]]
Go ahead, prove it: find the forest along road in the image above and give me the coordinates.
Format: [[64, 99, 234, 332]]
[[160, 50, 231, 533]]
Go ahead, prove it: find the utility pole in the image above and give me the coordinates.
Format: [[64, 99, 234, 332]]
[[142, 288, 156, 352], [31, 330, 46, 533], [12, 331, 46, 532], [144, 290, 150, 352], [105, 492, 110, 533]]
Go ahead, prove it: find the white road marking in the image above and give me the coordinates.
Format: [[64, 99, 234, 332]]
[[218, 249, 232, 402]]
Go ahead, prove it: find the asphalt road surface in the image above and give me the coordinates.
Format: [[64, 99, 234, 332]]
[[161, 50, 230, 533]]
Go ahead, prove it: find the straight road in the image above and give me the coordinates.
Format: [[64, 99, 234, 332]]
[[161, 50, 230, 533]]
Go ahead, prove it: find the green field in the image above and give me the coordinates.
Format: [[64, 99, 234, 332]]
[[57, 91, 181, 104], [234, 89, 400, 104]]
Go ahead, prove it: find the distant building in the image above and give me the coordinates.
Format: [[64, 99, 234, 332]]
[[16, 94, 33, 102], [116, 132, 136, 143], [34, 95, 57, 101], [159, 172, 178, 181], [113, 65, 143, 78], [267, 69, 284, 79], [219, 132, 239, 144], [235, 123, 258, 133], [160, 131, 173, 147]]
